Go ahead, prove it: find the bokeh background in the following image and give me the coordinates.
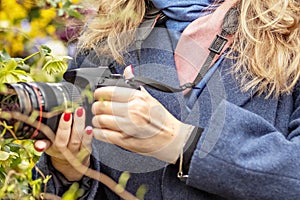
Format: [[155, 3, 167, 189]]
[[0, 1, 85, 199], [1, 0, 82, 57]]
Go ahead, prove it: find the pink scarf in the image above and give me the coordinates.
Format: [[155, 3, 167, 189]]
[[174, 0, 238, 91]]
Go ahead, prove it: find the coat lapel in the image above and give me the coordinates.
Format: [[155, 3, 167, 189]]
[[187, 58, 278, 127]]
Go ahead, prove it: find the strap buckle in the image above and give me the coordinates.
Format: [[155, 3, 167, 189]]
[[180, 82, 195, 90], [208, 34, 228, 55]]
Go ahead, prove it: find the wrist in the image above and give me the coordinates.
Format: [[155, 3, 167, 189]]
[[145, 122, 194, 163], [51, 156, 90, 182]]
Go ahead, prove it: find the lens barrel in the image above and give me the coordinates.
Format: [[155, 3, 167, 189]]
[[0, 82, 82, 139]]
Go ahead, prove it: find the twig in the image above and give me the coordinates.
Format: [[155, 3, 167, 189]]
[[0, 111, 138, 200]]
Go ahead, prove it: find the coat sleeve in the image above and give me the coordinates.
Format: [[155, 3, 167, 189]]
[[186, 96, 300, 199]]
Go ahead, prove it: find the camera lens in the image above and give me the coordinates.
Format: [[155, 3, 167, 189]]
[[0, 82, 82, 139]]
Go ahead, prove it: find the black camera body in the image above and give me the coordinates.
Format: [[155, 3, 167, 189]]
[[1, 67, 139, 140], [64, 67, 140, 91]]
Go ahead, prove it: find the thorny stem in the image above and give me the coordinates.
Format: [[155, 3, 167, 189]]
[[0, 111, 139, 200], [34, 165, 49, 194]]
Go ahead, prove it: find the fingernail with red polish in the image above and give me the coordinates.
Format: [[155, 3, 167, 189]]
[[130, 64, 134, 74], [76, 107, 84, 117], [34, 141, 46, 152], [86, 126, 93, 135], [63, 112, 72, 122]]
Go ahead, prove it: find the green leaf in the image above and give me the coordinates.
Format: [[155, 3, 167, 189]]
[[42, 56, 71, 75], [5, 60, 18, 71], [136, 184, 148, 200], [62, 1, 72, 8], [62, 182, 84, 200], [118, 171, 130, 188], [0, 50, 11, 63], [3, 145, 10, 153], [0, 69, 30, 83], [0, 166, 6, 180], [66, 9, 82, 19], [17, 160, 30, 171], [58, 8, 65, 17], [76, 148, 89, 163], [10, 156, 22, 169], [7, 143, 22, 152], [0, 151, 10, 161], [0, 57, 31, 83], [0, 74, 17, 83], [43, 175, 52, 184], [40, 45, 52, 56]]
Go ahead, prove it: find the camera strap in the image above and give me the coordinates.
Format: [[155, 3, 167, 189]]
[[132, 7, 239, 93]]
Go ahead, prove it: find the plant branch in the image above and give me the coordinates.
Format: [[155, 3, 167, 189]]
[[20, 52, 40, 63], [0, 111, 138, 200]]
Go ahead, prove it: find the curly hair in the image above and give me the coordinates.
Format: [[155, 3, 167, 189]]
[[78, 0, 300, 98], [77, 0, 146, 63], [232, 0, 300, 97]]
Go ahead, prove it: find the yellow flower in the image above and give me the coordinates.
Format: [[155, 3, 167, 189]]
[[46, 25, 57, 35], [13, 140, 22, 145], [20, 0, 36, 10], [11, 34, 25, 55], [40, 8, 57, 22], [1, 32, 24, 55], [0, 11, 8, 22], [58, 2, 63, 8], [1, 0, 27, 22]]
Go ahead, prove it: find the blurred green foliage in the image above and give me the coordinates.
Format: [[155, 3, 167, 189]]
[[0, 0, 81, 198], [0, 1, 146, 199], [0, 45, 70, 199]]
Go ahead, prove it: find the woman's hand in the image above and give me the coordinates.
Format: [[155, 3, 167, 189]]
[[91, 85, 194, 163], [34, 107, 93, 181]]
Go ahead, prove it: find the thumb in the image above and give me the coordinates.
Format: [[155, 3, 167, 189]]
[[34, 140, 51, 152], [123, 65, 134, 79]]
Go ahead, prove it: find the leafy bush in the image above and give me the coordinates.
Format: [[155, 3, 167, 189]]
[[0, 46, 70, 199], [0, 0, 81, 198], [0, 1, 147, 199]]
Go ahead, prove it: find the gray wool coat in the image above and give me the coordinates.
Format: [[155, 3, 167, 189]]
[[35, 26, 300, 199]]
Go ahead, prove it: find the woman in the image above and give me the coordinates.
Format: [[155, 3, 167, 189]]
[[34, 0, 300, 199]]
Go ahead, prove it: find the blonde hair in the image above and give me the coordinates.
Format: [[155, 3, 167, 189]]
[[231, 0, 300, 97], [78, 0, 146, 63], [78, 0, 300, 98]]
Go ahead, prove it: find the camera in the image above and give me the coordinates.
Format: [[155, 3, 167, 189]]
[[0, 67, 140, 140]]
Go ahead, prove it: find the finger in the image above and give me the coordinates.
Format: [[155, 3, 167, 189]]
[[80, 126, 93, 154], [68, 107, 85, 153], [94, 86, 140, 102], [54, 112, 73, 151], [92, 114, 126, 132], [140, 86, 151, 95], [92, 114, 156, 138], [91, 100, 129, 116], [34, 140, 51, 152], [93, 128, 126, 146], [123, 65, 134, 79], [93, 128, 145, 153]]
